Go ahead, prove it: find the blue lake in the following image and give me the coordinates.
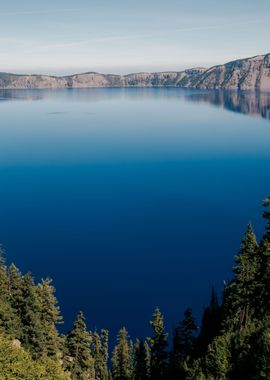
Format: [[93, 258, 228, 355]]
[[0, 88, 270, 340]]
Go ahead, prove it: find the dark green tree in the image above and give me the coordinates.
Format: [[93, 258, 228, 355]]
[[169, 308, 197, 379], [67, 311, 93, 379], [0, 250, 20, 337], [20, 273, 44, 357], [37, 278, 62, 357], [149, 308, 168, 380], [112, 327, 133, 380], [224, 224, 259, 328], [100, 329, 109, 380], [134, 339, 151, 380], [92, 330, 109, 380], [196, 288, 221, 356]]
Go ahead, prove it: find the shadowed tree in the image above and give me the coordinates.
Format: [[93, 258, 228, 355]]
[[149, 308, 168, 380]]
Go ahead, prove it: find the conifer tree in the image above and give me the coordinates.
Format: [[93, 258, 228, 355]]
[[134, 339, 151, 380], [169, 308, 197, 379], [100, 329, 109, 379], [196, 288, 221, 355], [149, 308, 168, 380], [112, 327, 133, 380], [19, 273, 44, 357], [0, 250, 20, 337], [37, 278, 62, 357], [224, 224, 258, 328], [92, 330, 109, 380], [263, 196, 270, 241], [67, 311, 93, 379]]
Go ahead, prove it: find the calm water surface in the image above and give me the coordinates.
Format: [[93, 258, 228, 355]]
[[0, 88, 270, 339]]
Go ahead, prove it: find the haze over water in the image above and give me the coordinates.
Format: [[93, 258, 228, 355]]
[[0, 88, 270, 339]]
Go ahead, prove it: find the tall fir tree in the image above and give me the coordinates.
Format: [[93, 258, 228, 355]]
[[134, 339, 151, 380], [67, 311, 94, 379], [196, 288, 221, 356], [223, 224, 259, 328], [37, 278, 62, 357], [169, 308, 197, 379], [0, 249, 20, 337], [20, 273, 44, 357], [112, 327, 133, 380], [149, 308, 168, 380], [92, 330, 109, 380], [100, 329, 109, 380]]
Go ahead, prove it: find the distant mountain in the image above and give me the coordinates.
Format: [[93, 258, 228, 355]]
[[0, 53, 270, 90]]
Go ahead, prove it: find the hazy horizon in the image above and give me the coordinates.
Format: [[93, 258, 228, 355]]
[[0, 0, 270, 75]]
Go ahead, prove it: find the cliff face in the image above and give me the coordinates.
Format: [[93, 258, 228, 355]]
[[0, 54, 269, 90], [193, 54, 270, 90]]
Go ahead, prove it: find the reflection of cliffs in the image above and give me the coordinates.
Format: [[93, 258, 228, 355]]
[[1, 88, 270, 122], [0, 53, 270, 90], [184, 91, 270, 121]]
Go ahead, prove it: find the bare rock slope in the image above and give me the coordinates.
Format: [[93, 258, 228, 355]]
[[0, 53, 269, 90]]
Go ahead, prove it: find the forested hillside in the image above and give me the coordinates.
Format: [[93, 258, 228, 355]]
[[1, 196, 270, 379]]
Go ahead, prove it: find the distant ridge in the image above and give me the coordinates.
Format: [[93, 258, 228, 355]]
[[0, 53, 270, 90]]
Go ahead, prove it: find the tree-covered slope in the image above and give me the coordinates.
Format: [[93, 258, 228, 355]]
[[1, 196, 270, 379]]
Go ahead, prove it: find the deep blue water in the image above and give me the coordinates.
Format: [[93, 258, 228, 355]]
[[0, 88, 270, 341]]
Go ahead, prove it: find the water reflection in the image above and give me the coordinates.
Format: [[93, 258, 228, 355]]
[[184, 90, 270, 121], [0, 88, 270, 121]]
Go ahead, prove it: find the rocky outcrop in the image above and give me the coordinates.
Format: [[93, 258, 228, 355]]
[[0, 54, 269, 90], [192, 54, 270, 90]]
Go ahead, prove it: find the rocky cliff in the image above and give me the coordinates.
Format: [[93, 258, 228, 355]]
[[0, 53, 269, 90]]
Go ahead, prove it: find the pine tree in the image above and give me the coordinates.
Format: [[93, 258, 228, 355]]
[[20, 273, 44, 357], [263, 196, 270, 241], [149, 308, 168, 380], [169, 308, 197, 379], [92, 330, 109, 380], [100, 329, 109, 380], [112, 327, 133, 380], [224, 224, 259, 328], [134, 339, 151, 380], [256, 239, 270, 318], [67, 311, 94, 379], [0, 250, 20, 337], [37, 278, 62, 357], [196, 288, 221, 355]]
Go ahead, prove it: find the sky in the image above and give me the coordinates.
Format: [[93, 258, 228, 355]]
[[0, 0, 270, 75]]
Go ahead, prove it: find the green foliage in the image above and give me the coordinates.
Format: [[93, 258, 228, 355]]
[[223, 224, 259, 329], [92, 329, 109, 380], [112, 327, 133, 380], [134, 339, 151, 380], [149, 308, 168, 380], [196, 288, 221, 356], [67, 311, 94, 379], [37, 278, 62, 357], [0, 333, 68, 380]]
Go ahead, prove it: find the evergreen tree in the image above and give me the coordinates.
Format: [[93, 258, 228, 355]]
[[66, 311, 94, 379], [19, 273, 44, 357], [224, 224, 259, 328], [196, 288, 221, 355], [134, 339, 151, 380], [92, 330, 109, 380], [112, 327, 133, 380], [263, 196, 270, 241], [37, 278, 62, 357], [149, 308, 168, 380], [0, 251, 20, 337], [100, 329, 109, 380], [169, 308, 197, 379]]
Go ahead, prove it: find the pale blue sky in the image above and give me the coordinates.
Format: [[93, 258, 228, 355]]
[[1, 0, 270, 74]]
